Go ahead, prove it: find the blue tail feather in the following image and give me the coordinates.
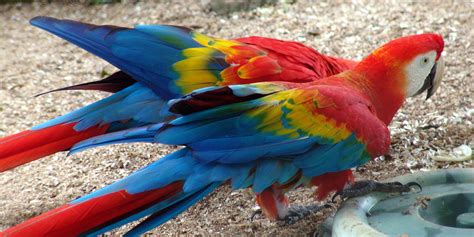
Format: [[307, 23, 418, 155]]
[[123, 183, 219, 237], [68, 148, 226, 235], [84, 183, 220, 237]]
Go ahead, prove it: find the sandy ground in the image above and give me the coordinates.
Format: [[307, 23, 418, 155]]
[[0, 0, 473, 235]]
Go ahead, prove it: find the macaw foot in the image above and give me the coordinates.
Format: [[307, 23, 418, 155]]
[[332, 180, 422, 202], [253, 187, 333, 224], [278, 203, 332, 225]]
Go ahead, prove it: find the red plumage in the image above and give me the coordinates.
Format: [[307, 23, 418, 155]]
[[2, 182, 183, 237], [311, 170, 355, 200]]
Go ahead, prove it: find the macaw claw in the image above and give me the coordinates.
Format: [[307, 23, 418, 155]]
[[331, 180, 422, 202], [250, 209, 263, 221], [278, 204, 332, 226]]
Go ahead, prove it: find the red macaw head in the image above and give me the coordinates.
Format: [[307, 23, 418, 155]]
[[356, 33, 445, 100], [349, 33, 445, 125]]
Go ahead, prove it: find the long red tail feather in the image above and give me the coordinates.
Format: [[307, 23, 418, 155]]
[[1, 182, 183, 237], [0, 123, 109, 172]]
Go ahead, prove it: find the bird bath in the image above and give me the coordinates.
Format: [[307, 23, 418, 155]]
[[319, 168, 474, 237]]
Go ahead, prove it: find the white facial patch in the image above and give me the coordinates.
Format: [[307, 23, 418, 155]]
[[405, 50, 437, 97]]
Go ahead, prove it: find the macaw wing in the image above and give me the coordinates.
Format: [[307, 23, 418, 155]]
[[69, 81, 295, 152], [31, 17, 321, 101], [74, 82, 390, 187], [31, 16, 204, 99]]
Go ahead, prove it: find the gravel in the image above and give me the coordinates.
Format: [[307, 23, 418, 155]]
[[0, 1, 472, 235]]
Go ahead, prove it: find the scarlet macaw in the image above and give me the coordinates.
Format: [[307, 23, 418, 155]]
[[1, 30, 445, 236]]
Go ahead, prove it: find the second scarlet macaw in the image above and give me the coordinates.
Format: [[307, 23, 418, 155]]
[[1, 30, 445, 236], [0, 17, 355, 173]]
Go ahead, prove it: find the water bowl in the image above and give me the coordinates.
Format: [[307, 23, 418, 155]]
[[319, 168, 474, 237]]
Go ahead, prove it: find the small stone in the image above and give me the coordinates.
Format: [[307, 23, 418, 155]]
[[432, 145, 472, 162]]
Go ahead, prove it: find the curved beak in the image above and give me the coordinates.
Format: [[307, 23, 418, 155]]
[[413, 56, 445, 99]]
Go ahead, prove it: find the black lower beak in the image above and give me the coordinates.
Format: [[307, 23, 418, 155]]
[[425, 63, 438, 99]]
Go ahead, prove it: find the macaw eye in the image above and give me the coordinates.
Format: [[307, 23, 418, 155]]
[[422, 57, 429, 64]]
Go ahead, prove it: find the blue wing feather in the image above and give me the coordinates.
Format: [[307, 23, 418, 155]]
[[134, 25, 200, 49], [33, 83, 167, 132], [30, 16, 204, 99], [253, 160, 283, 193]]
